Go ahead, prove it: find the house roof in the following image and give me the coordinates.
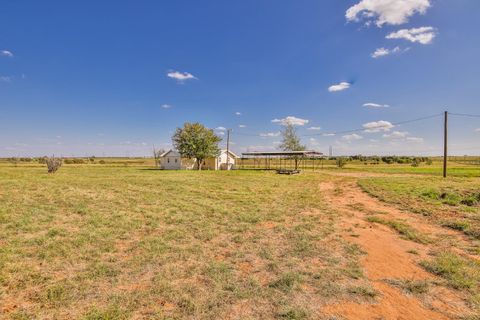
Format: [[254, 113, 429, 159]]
[[221, 149, 239, 158], [159, 149, 180, 157]]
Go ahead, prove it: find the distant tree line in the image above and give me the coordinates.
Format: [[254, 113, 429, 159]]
[[328, 155, 433, 166]]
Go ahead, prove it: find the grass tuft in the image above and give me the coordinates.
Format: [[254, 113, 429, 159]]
[[366, 216, 430, 244]]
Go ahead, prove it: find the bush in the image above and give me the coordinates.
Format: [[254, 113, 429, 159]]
[[336, 157, 347, 168], [99, 160, 106, 164], [64, 158, 85, 164], [46, 157, 62, 173]]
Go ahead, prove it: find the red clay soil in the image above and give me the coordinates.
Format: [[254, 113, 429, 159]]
[[319, 177, 472, 320]]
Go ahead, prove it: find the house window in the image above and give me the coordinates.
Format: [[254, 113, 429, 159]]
[[167, 158, 170, 163], [175, 159, 177, 163]]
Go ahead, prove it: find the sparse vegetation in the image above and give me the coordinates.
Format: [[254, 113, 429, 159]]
[[366, 216, 430, 244], [0, 165, 369, 319], [359, 177, 480, 239], [420, 252, 480, 291]]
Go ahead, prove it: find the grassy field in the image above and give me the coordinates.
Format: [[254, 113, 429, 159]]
[[2, 160, 480, 319], [1, 165, 372, 319], [358, 176, 480, 241]]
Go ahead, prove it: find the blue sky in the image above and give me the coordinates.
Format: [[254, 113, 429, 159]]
[[1, 0, 479, 157]]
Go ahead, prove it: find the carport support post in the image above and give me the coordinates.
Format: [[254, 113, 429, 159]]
[[443, 111, 448, 178], [226, 129, 231, 170]]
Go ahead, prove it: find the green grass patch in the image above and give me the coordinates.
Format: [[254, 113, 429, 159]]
[[366, 216, 430, 244], [420, 252, 480, 290]]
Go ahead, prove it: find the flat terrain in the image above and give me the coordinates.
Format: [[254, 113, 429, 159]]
[[1, 162, 480, 319]]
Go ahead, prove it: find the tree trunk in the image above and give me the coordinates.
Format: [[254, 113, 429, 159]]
[[197, 158, 203, 170], [295, 158, 298, 170]]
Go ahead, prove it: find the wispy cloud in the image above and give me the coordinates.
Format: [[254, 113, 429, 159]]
[[260, 132, 281, 137], [0, 76, 12, 82], [346, 0, 431, 27], [0, 50, 13, 57], [363, 102, 390, 108], [271, 116, 309, 126], [328, 82, 350, 92], [363, 120, 394, 132], [370, 46, 406, 58], [235, 112, 241, 116], [215, 126, 227, 131], [161, 104, 173, 109], [238, 124, 246, 128], [475, 128, 480, 133], [382, 131, 409, 139], [167, 70, 197, 82], [386, 26, 436, 44], [323, 133, 336, 137], [342, 133, 363, 141], [382, 131, 424, 143], [307, 126, 321, 130]]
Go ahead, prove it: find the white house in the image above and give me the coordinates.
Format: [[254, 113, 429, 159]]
[[158, 149, 237, 170]]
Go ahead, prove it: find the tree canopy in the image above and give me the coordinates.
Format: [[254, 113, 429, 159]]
[[172, 122, 222, 170], [279, 123, 306, 152]]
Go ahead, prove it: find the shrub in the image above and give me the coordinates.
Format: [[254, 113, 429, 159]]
[[336, 157, 347, 168], [64, 158, 85, 164], [46, 157, 62, 173], [99, 160, 106, 164]]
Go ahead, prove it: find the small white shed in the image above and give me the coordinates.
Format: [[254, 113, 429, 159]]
[[216, 150, 238, 170], [158, 149, 237, 170]]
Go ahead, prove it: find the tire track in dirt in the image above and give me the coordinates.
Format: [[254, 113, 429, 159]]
[[319, 177, 471, 320]]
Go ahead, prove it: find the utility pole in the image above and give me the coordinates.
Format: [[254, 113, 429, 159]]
[[443, 111, 448, 178], [226, 129, 231, 170]]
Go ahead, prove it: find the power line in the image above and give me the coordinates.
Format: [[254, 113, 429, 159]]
[[449, 112, 480, 118], [231, 112, 444, 138]]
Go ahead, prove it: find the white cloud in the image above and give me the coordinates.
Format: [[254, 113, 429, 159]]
[[167, 70, 197, 82], [217, 132, 225, 136], [0, 76, 11, 82], [238, 124, 246, 128], [328, 82, 350, 92], [260, 132, 281, 137], [371, 46, 403, 58], [342, 133, 363, 141], [346, 0, 431, 27], [235, 112, 241, 116], [371, 47, 390, 58], [363, 120, 394, 132], [323, 133, 336, 137], [215, 126, 227, 131], [386, 26, 436, 44], [161, 104, 172, 109], [363, 102, 390, 108], [474, 128, 480, 132], [382, 131, 424, 142], [406, 137, 424, 142], [271, 116, 309, 126], [382, 131, 409, 139], [0, 50, 13, 57], [307, 126, 321, 130]]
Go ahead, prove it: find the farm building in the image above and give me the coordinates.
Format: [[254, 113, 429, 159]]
[[158, 149, 238, 170]]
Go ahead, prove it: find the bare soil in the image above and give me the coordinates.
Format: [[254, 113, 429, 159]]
[[319, 175, 473, 320]]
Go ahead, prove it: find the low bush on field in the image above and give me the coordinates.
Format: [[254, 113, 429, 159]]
[[46, 157, 62, 173], [64, 158, 85, 164]]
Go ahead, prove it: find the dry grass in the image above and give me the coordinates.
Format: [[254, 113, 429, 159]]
[[0, 165, 370, 319]]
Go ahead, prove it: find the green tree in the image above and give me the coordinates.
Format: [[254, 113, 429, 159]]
[[172, 122, 222, 170], [279, 123, 306, 170]]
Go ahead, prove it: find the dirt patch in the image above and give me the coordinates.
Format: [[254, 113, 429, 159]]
[[319, 178, 472, 319]]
